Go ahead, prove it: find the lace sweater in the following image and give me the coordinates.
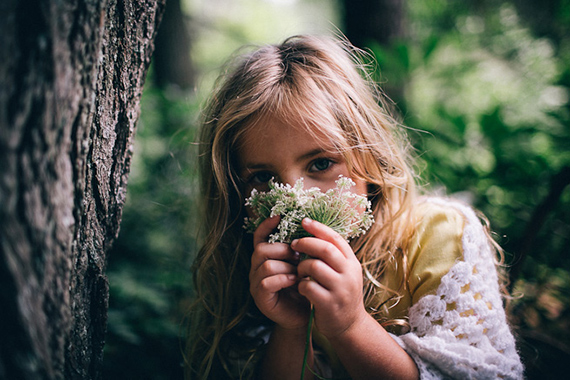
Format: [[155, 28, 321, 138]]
[[388, 198, 524, 379]]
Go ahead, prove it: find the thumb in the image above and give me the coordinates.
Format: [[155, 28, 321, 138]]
[[253, 215, 280, 246]]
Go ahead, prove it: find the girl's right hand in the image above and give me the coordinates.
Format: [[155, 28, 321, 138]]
[[249, 215, 311, 331]]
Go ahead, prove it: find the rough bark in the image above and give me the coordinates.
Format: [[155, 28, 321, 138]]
[[0, 0, 165, 379]]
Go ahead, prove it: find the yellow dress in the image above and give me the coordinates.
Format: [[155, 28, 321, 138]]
[[378, 200, 465, 322]]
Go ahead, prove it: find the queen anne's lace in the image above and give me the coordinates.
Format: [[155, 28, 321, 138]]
[[393, 198, 524, 379], [244, 176, 374, 244]]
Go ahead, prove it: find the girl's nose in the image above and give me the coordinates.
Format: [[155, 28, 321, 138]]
[[280, 172, 308, 188], [280, 172, 321, 190]]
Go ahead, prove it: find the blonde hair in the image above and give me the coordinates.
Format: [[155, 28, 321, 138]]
[[186, 35, 418, 379]]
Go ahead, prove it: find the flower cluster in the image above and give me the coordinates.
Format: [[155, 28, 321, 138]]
[[244, 176, 374, 244]]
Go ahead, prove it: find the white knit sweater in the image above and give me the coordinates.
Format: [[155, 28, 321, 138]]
[[391, 198, 524, 379]]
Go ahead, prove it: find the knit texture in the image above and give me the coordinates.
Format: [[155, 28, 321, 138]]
[[393, 198, 523, 379]]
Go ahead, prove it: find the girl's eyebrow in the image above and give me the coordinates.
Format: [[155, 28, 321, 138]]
[[297, 148, 327, 162], [296, 148, 325, 161], [242, 163, 271, 171], [239, 162, 272, 180]]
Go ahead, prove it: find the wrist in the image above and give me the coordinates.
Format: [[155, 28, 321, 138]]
[[325, 308, 372, 344], [273, 323, 309, 339]]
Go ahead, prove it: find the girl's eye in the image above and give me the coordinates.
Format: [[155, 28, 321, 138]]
[[309, 158, 334, 172], [250, 171, 273, 185]]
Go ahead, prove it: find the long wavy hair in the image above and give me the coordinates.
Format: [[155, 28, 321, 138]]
[[186, 34, 420, 379]]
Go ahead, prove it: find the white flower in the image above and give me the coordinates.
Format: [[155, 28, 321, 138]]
[[244, 176, 374, 244]]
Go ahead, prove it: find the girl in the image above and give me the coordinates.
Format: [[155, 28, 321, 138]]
[[187, 35, 523, 379]]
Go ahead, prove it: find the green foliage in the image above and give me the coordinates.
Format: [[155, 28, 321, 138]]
[[400, 1, 570, 268]]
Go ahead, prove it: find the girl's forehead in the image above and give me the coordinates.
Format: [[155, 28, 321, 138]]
[[239, 114, 338, 150], [236, 116, 344, 168]]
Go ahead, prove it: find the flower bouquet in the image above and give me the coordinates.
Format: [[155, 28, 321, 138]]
[[244, 176, 374, 244]]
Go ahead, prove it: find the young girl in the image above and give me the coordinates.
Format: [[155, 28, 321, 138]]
[[186, 35, 523, 379]]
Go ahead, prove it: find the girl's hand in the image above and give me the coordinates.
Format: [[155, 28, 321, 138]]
[[293, 218, 368, 339], [249, 215, 310, 331]]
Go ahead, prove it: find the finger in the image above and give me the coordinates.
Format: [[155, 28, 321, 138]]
[[251, 242, 297, 272], [290, 237, 345, 272], [299, 218, 353, 258], [297, 275, 332, 306], [252, 259, 298, 283], [297, 258, 340, 290], [252, 273, 298, 296], [253, 215, 281, 247]]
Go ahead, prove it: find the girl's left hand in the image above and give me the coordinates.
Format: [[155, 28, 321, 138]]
[[292, 218, 368, 339]]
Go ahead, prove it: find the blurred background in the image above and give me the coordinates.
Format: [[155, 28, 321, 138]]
[[102, 0, 570, 378]]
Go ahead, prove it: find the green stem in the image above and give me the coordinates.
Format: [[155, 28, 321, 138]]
[[300, 305, 315, 380]]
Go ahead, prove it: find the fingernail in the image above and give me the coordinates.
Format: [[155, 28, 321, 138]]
[[303, 218, 312, 224], [291, 239, 298, 248]]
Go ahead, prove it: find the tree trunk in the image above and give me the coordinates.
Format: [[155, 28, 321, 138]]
[[341, 0, 406, 48], [507, 166, 570, 289], [0, 0, 165, 379], [341, 0, 407, 107], [153, 0, 195, 89]]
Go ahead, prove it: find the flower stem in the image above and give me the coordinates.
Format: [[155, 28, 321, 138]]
[[300, 305, 315, 380]]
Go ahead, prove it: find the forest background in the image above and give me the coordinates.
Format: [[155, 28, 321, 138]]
[[102, 0, 570, 379]]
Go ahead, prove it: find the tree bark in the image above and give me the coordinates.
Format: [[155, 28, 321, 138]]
[[0, 0, 165, 379]]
